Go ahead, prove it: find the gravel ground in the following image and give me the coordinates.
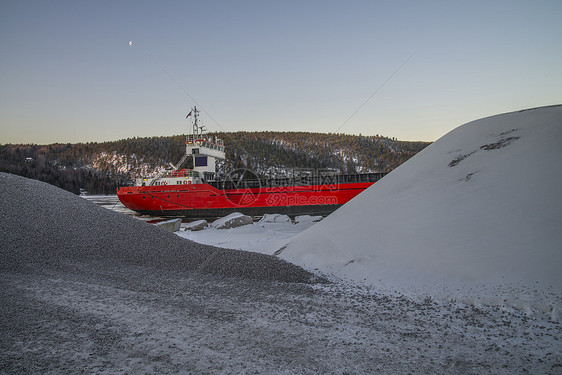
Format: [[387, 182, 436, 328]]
[[0, 173, 315, 284], [1, 173, 560, 374]]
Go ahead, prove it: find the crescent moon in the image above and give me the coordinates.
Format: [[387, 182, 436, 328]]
[[129, 41, 133, 46]]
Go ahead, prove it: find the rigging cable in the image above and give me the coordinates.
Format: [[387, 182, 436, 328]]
[[129, 40, 225, 132], [334, 53, 415, 133]]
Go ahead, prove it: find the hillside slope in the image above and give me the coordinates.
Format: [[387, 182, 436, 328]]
[[1, 132, 429, 194], [279, 106, 562, 310]]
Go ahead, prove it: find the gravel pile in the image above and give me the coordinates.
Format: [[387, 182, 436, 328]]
[[1, 173, 558, 374], [0, 173, 315, 283]]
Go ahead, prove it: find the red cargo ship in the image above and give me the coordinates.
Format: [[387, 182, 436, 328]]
[[117, 107, 385, 218]]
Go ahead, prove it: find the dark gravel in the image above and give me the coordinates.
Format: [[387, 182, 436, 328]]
[[0, 172, 316, 283], [1, 173, 559, 374]]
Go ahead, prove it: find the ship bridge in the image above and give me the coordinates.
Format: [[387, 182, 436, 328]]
[[184, 107, 225, 181]]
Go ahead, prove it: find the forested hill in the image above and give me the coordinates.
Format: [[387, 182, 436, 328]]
[[227, 132, 432, 178], [0, 132, 430, 194]]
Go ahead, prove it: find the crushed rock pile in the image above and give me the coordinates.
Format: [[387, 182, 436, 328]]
[[0, 173, 315, 283]]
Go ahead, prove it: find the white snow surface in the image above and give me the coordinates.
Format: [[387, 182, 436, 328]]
[[210, 212, 252, 229], [259, 213, 292, 223], [178, 217, 318, 255], [279, 106, 562, 310]]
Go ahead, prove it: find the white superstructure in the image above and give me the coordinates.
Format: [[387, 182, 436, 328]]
[[136, 106, 225, 186]]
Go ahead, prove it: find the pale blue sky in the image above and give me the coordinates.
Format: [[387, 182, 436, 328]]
[[1, 0, 561, 144]]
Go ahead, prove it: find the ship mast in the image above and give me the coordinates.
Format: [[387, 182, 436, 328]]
[[192, 106, 200, 138], [187, 106, 207, 140], [184, 106, 225, 181]]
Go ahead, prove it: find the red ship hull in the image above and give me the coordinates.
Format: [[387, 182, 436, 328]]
[[117, 176, 380, 219]]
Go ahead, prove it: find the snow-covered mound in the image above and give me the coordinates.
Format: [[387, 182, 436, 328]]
[[279, 106, 562, 306], [211, 212, 253, 229]]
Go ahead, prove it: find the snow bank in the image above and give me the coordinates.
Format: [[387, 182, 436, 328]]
[[280, 106, 562, 309], [177, 216, 319, 255], [211, 212, 253, 229], [183, 219, 208, 231], [258, 213, 291, 223], [294, 215, 323, 224], [155, 218, 181, 232]]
